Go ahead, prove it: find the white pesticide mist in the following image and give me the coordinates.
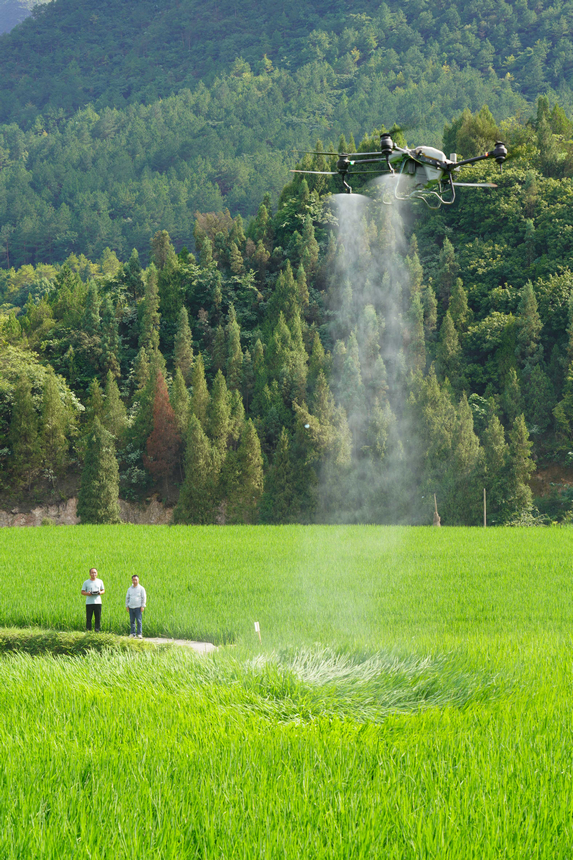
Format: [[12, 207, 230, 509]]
[[319, 178, 418, 524]]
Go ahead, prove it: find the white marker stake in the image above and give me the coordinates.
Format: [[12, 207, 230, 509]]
[[254, 621, 261, 642]]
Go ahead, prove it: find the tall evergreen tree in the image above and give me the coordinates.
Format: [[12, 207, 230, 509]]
[[41, 367, 70, 477], [260, 427, 298, 523], [139, 263, 161, 352], [222, 419, 264, 523], [173, 415, 220, 524], [208, 370, 231, 455], [173, 306, 194, 385], [504, 414, 535, 518], [226, 304, 243, 392], [449, 279, 470, 331], [170, 367, 191, 440], [516, 281, 542, 369], [143, 372, 182, 499], [102, 370, 128, 443], [436, 310, 462, 389], [82, 280, 101, 336], [123, 249, 144, 301], [435, 238, 459, 304], [482, 410, 510, 523], [77, 418, 121, 524], [100, 295, 120, 379], [190, 353, 210, 432], [9, 372, 41, 488]]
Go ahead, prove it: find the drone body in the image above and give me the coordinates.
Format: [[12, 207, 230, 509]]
[[292, 133, 508, 208]]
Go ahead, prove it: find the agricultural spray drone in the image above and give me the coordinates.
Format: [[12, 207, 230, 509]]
[[291, 132, 508, 209]]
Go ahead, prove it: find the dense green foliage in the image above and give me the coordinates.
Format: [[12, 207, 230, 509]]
[[5, 103, 573, 523], [0, 0, 555, 124], [0, 0, 568, 265], [1, 526, 573, 857]]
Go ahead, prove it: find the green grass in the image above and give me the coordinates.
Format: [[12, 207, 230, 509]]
[[1, 524, 573, 857]]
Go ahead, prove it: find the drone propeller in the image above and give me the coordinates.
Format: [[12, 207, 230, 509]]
[[452, 182, 498, 188], [292, 149, 340, 157], [292, 149, 389, 158], [290, 169, 337, 175]]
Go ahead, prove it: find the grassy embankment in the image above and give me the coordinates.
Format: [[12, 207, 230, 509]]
[[1, 525, 572, 857]]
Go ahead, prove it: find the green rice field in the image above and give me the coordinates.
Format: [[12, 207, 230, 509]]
[[1, 524, 573, 857]]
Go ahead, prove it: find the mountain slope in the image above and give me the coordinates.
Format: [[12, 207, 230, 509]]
[[1, 0, 573, 125]]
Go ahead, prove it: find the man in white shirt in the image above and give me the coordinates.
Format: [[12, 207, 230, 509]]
[[81, 568, 105, 632], [125, 574, 147, 638]]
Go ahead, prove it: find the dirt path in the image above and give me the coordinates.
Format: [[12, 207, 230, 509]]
[[144, 637, 217, 653]]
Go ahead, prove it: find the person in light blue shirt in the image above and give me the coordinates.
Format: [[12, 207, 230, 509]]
[[125, 574, 147, 638], [81, 568, 105, 632]]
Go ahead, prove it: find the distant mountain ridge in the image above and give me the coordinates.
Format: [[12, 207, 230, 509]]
[[1, 0, 573, 126], [0, 0, 51, 36]]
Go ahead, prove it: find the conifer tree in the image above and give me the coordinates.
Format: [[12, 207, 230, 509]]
[[9, 372, 41, 488], [212, 324, 226, 374], [505, 414, 535, 517], [449, 279, 470, 331], [406, 236, 424, 298], [230, 213, 246, 249], [124, 249, 144, 301], [170, 367, 191, 440], [143, 372, 182, 499], [173, 306, 194, 385], [482, 411, 510, 522], [339, 331, 365, 428], [150, 229, 177, 270], [516, 281, 542, 369], [208, 370, 231, 455], [307, 331, 327, 393], [228, 388, 246, 448], [84, 378, 105, 433], [300, 214, 319, 275], [422, 284, 438, 344], [524, 363, 554, 433], [242, 349, 254, 414], [226, 304, 243, 391], [229, 242, 244, 275], [102, 370, 128, 443], [82, 280, 101, 336], [444, 393, 482, 523], [41, 367, 70, 477], [502, 368, 523, 425], [405, 292, 426, 374], [260, 427, 298, 523], [77, 418, 121, 524], [296, 264, 310, 310], [173, 415, 220, 524], [436, 310, 462, 388], [100, 295, 120, 378], [222, 419, 264, 523], [132, 347, 150, 392], [139, 264, 161, 352], [190, 353, 210, 431], [199, 237, 213, 267], [128, 358, 164, 454], [436, 238, 459, 304]]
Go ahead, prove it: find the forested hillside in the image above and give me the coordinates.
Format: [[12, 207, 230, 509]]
[[2, 102, 573, 525], [2, 0, 573, 524], [0, 0, 572, 267]]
